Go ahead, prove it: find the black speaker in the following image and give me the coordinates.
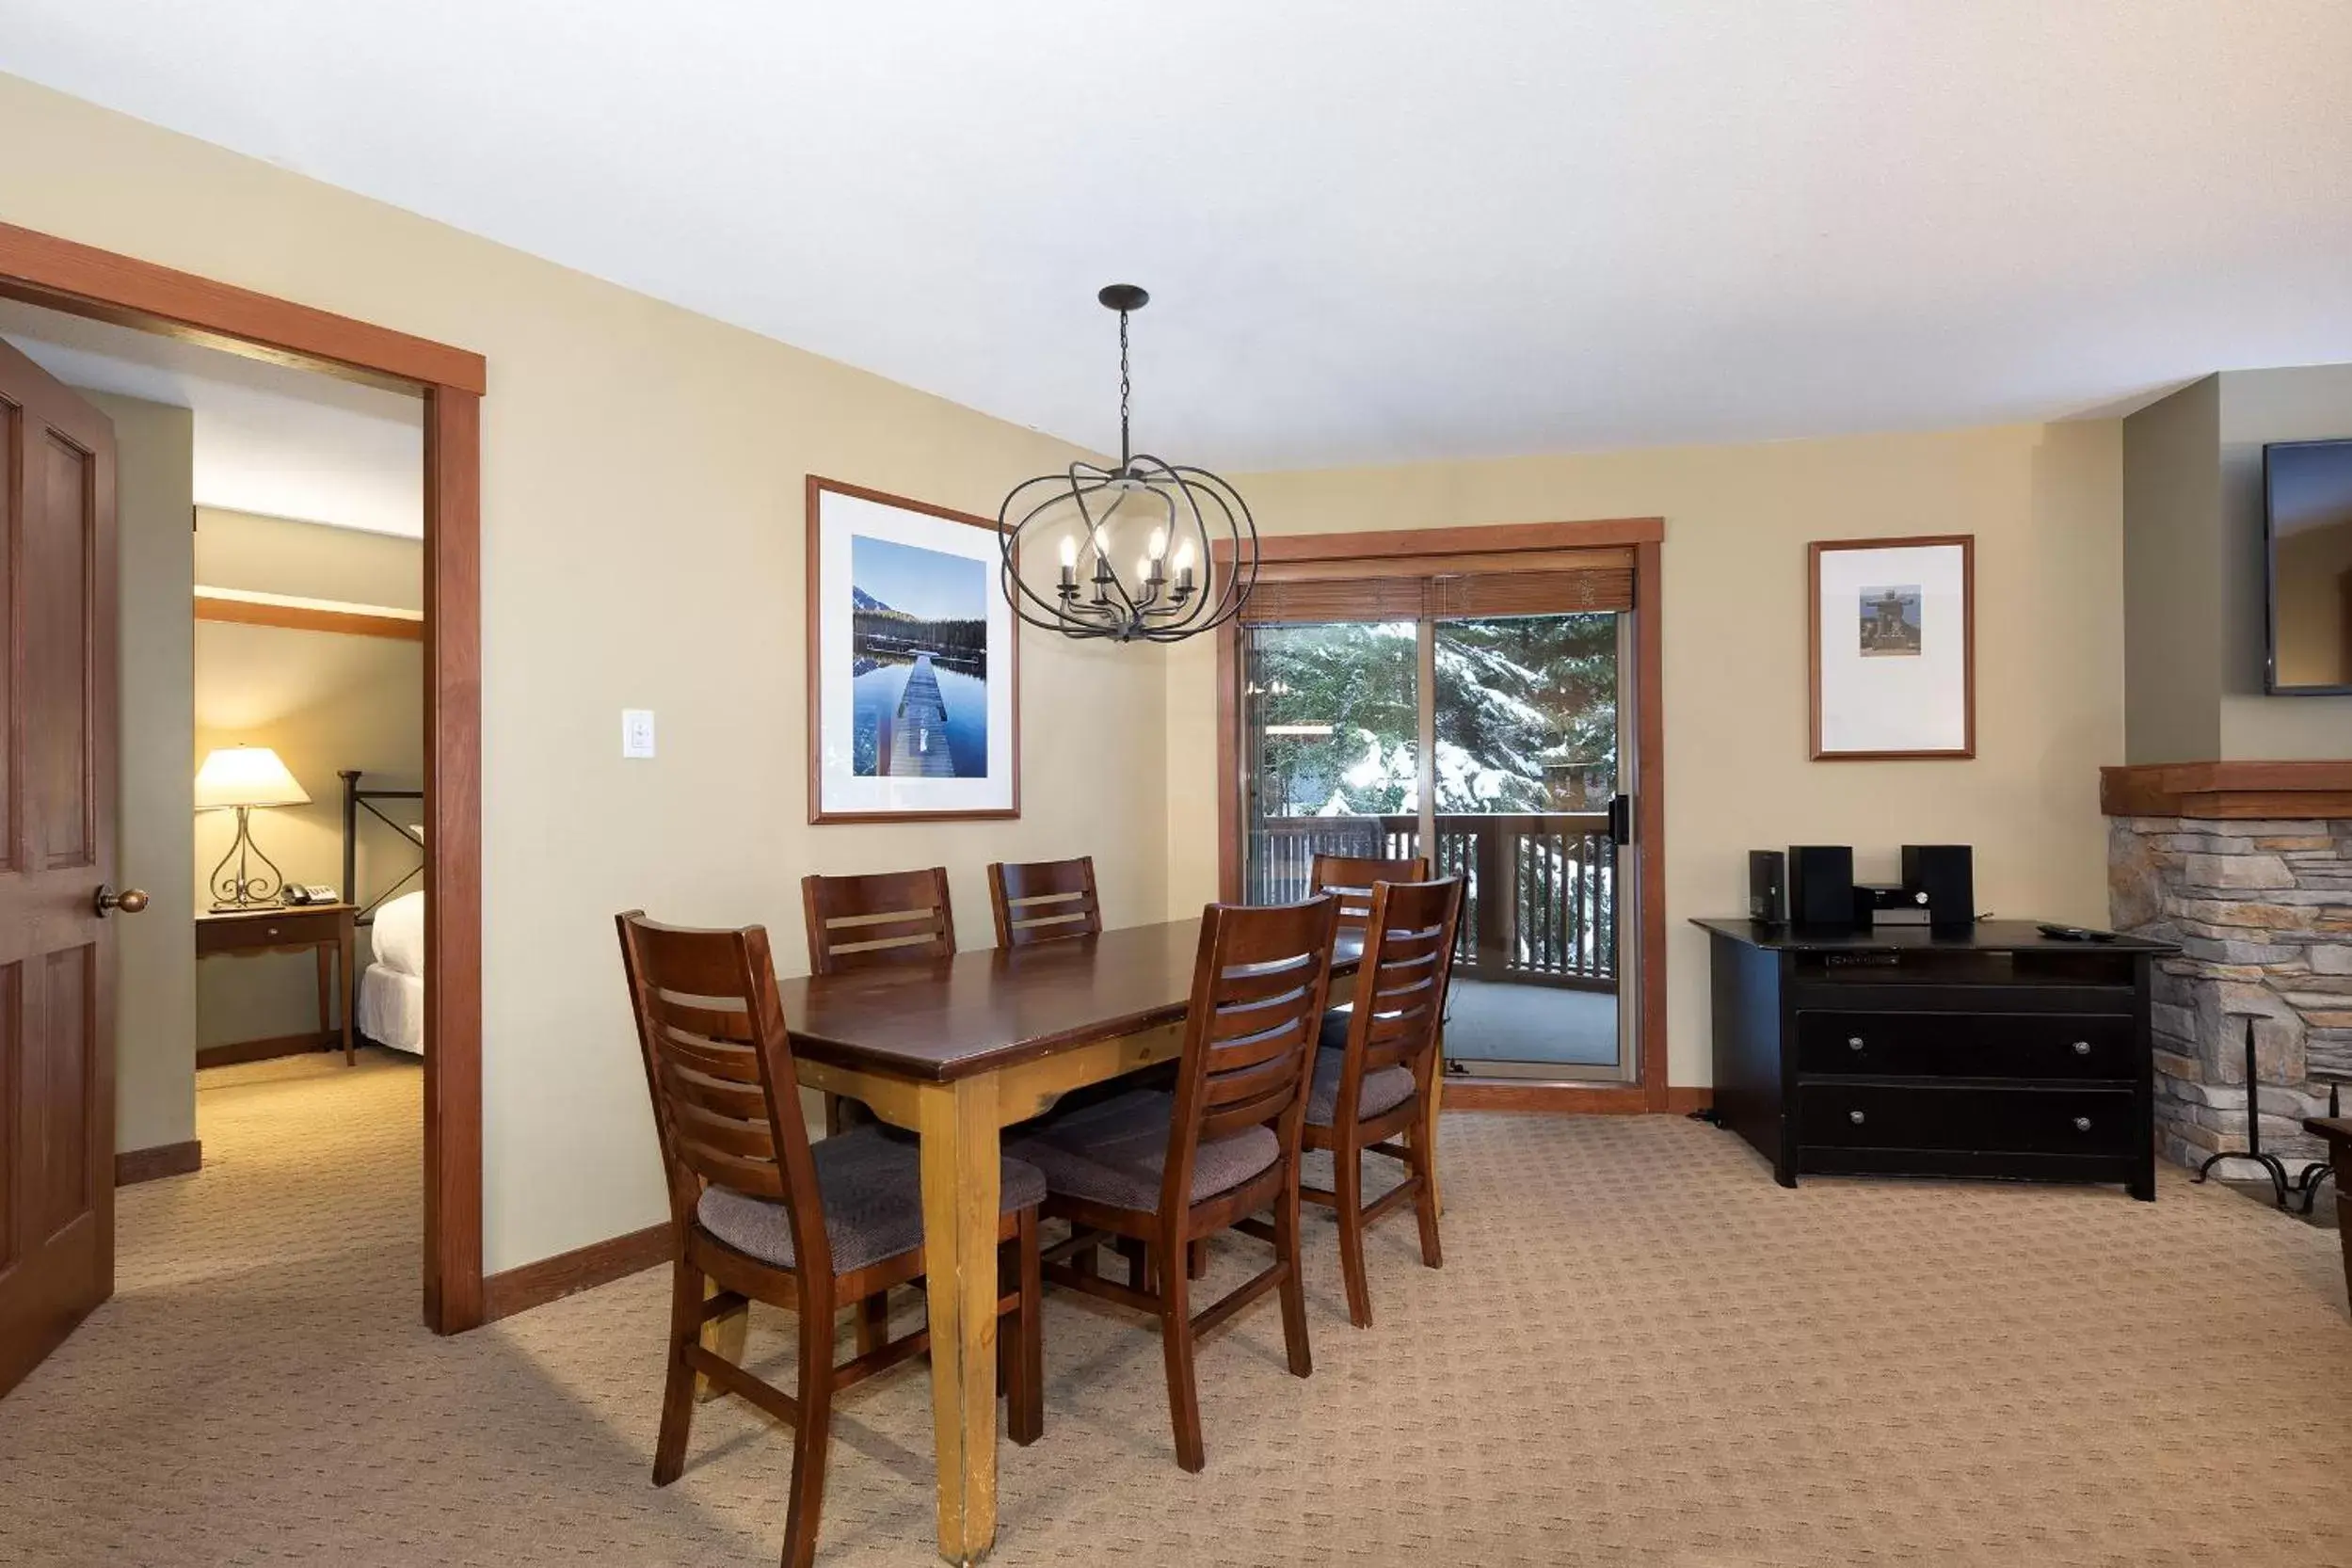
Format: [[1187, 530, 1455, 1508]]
[[1901, 843, 1975, 933], [1748, 850, 1787, 924], [1787, 845, 1855, 930]]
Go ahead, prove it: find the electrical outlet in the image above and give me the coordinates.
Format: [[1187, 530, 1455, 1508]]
[[621, 709, 656, 759]]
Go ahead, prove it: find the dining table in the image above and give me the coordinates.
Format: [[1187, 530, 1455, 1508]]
[[754, 915, 1409, 1565]]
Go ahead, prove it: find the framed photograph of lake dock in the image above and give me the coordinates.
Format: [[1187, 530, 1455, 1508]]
[[808, 476, 1020, 822]]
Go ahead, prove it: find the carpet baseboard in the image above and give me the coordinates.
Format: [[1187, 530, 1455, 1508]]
[[482, 1222, 672, 1323], [197, 1032, 337, 1070], [1446, 1081, 1711, 1114], [116, 1140, 202, 1186]]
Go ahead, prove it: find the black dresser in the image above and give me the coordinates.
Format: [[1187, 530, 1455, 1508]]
[[1694, 920, 2174, 1200]]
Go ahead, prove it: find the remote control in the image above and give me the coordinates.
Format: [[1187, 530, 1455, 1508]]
[[2036, 922, 2117, 943]]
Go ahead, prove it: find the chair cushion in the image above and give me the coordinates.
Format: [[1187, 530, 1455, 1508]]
[[1011, 1089, 1279, 1213], [1305, 1047, 1417, 1128], [696, 1125, 1047, 1275], [1318, 1005, 1353, 1052]]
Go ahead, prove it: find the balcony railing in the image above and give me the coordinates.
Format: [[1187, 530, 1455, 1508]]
[[1246, 812, 1616, 987]]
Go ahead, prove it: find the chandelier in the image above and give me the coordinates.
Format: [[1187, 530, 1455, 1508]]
[[998, 285, 1257, 643]]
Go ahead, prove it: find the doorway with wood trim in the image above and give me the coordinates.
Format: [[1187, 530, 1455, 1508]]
[[0, 221, 484, 1405], [1215, 520, 1667, 1112]]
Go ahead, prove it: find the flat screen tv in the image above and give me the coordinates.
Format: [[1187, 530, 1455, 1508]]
[[2263, 438, 2352, 694]]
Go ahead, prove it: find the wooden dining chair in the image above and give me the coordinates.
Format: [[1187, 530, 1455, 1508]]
[[616, 912, 1045, 1568], [1012, 896, 1337, 1473], [1308, 851, 1431, 930], [1302, 877, 1463, 1328], [802, 868, 957, 1132], [801, 866, 956, 974], [986, 856, 1103, 948]]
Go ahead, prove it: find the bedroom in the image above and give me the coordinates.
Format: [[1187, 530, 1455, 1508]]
[[0, 293, 432, 1231]]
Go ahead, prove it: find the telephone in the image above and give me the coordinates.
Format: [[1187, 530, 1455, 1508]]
[[282, 885, 342, 906]]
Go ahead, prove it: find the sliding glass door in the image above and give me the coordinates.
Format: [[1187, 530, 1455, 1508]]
[[1428, 612, 1627, 1078], [1240, 602, 1635, 1080]]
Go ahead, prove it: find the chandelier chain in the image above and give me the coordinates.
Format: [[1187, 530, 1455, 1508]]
[[1117, 309, 1132, 470]]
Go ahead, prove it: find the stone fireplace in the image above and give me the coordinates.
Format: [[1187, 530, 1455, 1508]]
[[2103, 763, 2352, 1173]]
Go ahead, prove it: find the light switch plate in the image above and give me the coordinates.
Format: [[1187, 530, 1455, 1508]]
[[621, 709, 656, 759]]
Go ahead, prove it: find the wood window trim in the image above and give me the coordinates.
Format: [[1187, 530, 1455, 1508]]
[[194, 586, 425, 641], [1222, 516, 1664, 565], [1212, 517, 1671, 1111], [0, 220, 488, 1335]]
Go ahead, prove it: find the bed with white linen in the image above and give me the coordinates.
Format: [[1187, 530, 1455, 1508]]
[[358, 889, 425, 1055]]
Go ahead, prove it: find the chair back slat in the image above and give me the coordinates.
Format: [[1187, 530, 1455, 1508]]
[[655, 1021, 763, 1081], [616, 912, 832, 1272], [802, 868, 956, 975], [1160, 898, 1338, 1215], [987, 856, 1104, 948], [1310, 852, 1432, 930], [1335, 878, 1464, 1097]]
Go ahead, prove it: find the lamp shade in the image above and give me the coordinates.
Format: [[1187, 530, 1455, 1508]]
[[194, 746, 311, 809]]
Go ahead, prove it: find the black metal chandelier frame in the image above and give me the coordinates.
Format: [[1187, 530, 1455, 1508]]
[[998, 285, 1257, 644]]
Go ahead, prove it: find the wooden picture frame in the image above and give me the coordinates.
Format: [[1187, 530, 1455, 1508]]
[[806, 475, 1021, 824], [1808, 534, 1975, 760]]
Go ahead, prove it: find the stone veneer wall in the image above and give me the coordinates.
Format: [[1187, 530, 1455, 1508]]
[[2110, 815, 2352, 1170]]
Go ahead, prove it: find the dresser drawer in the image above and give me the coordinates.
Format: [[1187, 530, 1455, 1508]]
[[1800, 1082, 2136, 1156], [1795, 1010, 2136, 1081]]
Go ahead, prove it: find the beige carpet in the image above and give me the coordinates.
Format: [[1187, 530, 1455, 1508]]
[[1, 1052, 2346, 1568]]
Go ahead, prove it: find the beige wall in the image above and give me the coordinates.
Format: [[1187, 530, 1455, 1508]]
[[196, 505, 424, 611], [1166, 423, 2126, 1087], [2216, 364, 2352, 755], [2120, 376, 2223, 763], [0, 73, 1166, 1272], [193, 510, 424, 1048], [90, 391, 198, 1157]]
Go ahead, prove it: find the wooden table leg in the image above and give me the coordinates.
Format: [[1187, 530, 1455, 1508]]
[[312, 943, 337, 1062], [1424, 1018, 1447, 1218], [338, 915, 356, 1064], [916, 1075, 1000, 1566]]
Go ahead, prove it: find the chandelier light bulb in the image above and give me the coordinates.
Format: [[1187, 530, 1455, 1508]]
[[1059, 534, 1078, 568]]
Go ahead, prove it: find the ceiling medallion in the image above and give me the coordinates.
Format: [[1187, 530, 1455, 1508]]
[[998, 285, 1257, 643]]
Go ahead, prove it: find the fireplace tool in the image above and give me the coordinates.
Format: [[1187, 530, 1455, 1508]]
[[2193, 1010, 2335, 1215]]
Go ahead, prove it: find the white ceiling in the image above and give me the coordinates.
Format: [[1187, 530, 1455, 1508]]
[[0, 300, 424, 537], [5, 2, 2350, 470]]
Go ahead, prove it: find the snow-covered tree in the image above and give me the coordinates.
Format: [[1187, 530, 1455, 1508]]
[[1245, 614, 1620, 978]]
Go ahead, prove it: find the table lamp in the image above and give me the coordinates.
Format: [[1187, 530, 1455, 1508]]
[[195, 745, 311, 909]]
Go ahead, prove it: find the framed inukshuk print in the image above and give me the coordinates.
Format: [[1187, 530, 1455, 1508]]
[[1808, 534, 1975, 760], [807, 476, 1020, 823]]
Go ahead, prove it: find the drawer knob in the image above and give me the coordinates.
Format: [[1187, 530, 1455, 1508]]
[[1848, 1110, 1866, 1125], [1847, 1036, 1865, 1051], [2072, 1115, 2092, 1131], [2072, 1041, 2091, 1056]]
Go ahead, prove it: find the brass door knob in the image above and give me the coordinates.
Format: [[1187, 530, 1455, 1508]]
[[95, 886, 150, 916]]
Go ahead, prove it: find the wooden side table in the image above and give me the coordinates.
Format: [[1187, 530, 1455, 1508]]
[[195, 903, 358, 1067]]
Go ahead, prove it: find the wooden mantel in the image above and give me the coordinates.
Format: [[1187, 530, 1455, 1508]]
[[2101, 760, 2352, 820]]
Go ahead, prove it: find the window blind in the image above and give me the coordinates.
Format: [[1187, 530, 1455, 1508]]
[[1238, 565, 1634, 623]]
